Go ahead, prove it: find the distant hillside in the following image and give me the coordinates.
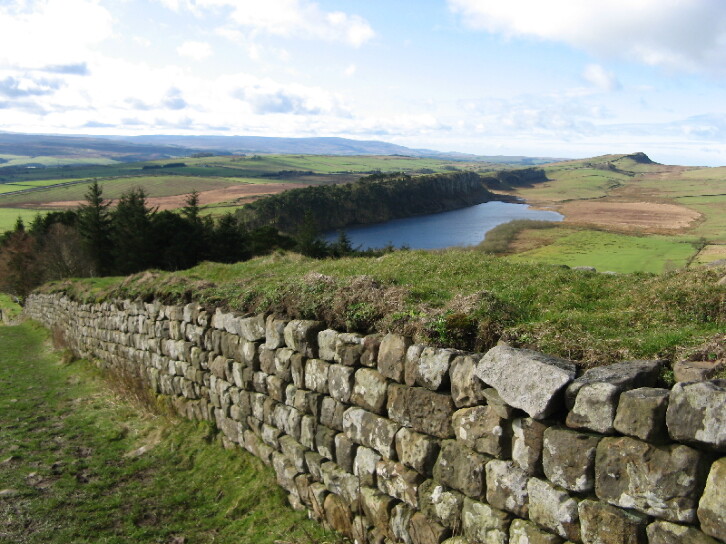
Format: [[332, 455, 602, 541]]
[[0, 132, 197, 163], [0, 131, 566, 165]]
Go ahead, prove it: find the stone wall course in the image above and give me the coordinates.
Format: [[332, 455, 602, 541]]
[[23, 293, 722, 544]]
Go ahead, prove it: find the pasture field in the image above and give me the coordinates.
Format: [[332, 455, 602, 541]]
[[0, 176, 264, 207], [0, 155, 118, 168], [500, 153, 726, 270], [525, 167, 630, 202], [505, 227, 696, 273], [0, 207, 46, 232]]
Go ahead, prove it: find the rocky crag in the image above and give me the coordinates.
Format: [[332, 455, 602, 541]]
[[24, 293, 725, 544]]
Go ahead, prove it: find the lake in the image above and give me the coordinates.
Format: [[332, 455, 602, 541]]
[[323, 200, 563, 250]]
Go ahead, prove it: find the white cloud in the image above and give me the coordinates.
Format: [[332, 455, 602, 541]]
[[177, 40, 213, 61], [582, 64, 621, 92], [447, 0, 726, 73], [0, 0, 113, 68], [344, 64, 357, 77], [158, 0, 374, 47]]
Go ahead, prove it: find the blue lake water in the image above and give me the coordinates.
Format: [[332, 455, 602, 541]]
[[323, 200, 563, 250]]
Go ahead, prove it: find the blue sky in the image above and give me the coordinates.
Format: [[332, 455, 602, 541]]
[[2, 0, 726, 165]]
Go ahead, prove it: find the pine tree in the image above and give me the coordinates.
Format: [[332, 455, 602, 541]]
[[77, 180, 112, 275], [111, 187, 156, 274]]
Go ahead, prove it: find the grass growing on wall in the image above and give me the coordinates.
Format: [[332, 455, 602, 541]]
[[0, 321, 333, 544], [42, 249, 726, 367]]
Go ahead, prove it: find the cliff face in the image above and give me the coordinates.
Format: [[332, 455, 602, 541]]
[[24, 292, 726, 544]]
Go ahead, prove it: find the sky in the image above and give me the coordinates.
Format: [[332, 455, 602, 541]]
[[2, 0, 726, 165]]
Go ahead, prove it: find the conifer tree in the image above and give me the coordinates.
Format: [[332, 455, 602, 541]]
[[77, 180, 112, 275]]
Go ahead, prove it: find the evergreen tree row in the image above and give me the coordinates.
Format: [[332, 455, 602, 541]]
[[0, 182, 365, 301]]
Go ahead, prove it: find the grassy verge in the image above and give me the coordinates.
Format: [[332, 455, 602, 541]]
[[0, 321, 333, 544], [41, 250, 725, 367]]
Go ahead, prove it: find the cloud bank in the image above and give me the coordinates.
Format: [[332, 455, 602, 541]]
[[448, 0, 726, 73]]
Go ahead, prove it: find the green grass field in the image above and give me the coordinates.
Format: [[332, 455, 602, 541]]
[[527, 167, 630, 202], [0, 155, 118, 168], [0, 176, 257, 206], [506, 228, 696, 273], [0, 321, 332, 544], [0, 208, 46, 232]]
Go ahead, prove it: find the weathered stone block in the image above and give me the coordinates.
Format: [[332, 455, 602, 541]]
[[698, 457, 726, 541], [527, 477, 581, 542], [238, 314, 265, 342], [307, 481, 328, 520], [566, 382, 620, 434], [360, 334, 382, 368], [290, 352, 305, 388], [342, 407, 399, 458], [304, 358, 330, 394], [433, 440, 489, 499], [613, 387, 669, 443], [265, 315, 287, 349], [415, 347, 457, 391], [543, 427, 601, 493], [360, 486, 397, 531], [485, 459, 529, 517], [334, 433, 357, 473], [408, 512, 450, 544], [646, 520, 720, 544], [315, 425, 337, 460], [378, 333, 411, 382], [377, 459, 425, 508], [673, 359, 726, 383], [509, 519, 563, 544], [317, 328, 338, 361], [351, 368, 389, 414], [578, 499, 648, 544], [284, 319, 324, 358], [328, 364, 355, 404], [304, 450, 325, 482], [565, 359, 662, 409], [453, 405, 510, 458], [334, 332, 364, 366], [418, 479, 464, 529], [482, 388, 515, 419], [273, 347, 294, 381], [324, 492, 353, 539], [461, 497, 511, 544], [259, 346, 276, 374], [320, 396, 346, 432], [300, 414, 316, 450], [449, 354, 485, 408], [272, 451, 300, 495], [321, 461, 359, 505], [354, 446, 382, 487], [512, 417, 548, 475], [388, 384, 455, 439], [404, 344, 426, 387], [595, 436, 708, 523], [391, 503, 414, 544], [279, 435, 307, 473], [667, 380, 726, 452], [476, 345, 577, 419], [395, 427, 441, 477]]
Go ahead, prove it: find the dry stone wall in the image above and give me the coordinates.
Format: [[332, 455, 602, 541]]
[[24, 293, 725, 544]]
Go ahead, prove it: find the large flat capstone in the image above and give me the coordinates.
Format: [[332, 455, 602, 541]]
[[475, 345, 577, 419]]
